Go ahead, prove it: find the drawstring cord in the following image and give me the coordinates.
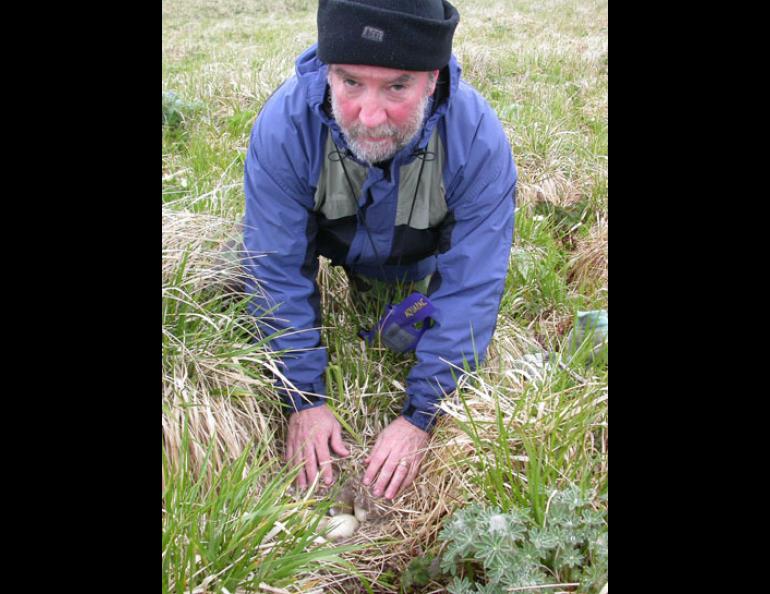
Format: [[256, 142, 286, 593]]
[[328, 144, 435, 304]]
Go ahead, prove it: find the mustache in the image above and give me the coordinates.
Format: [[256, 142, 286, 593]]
[[347, 123, 399, 140]]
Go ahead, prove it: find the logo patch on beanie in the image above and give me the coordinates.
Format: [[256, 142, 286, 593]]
[[361, 26, 384, 42]]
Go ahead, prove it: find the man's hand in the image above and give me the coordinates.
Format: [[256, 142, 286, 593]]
[[363, 416, 430, 500], [286, 404, 350, 490]]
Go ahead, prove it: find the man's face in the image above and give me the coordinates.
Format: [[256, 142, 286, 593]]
[[328, 64, 438, 164]]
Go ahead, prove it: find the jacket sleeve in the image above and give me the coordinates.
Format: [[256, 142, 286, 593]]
[[242, 118, 328, 414], [402, 109, 517, 431]]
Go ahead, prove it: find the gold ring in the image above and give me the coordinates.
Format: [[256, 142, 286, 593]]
[[398, 459, 409, 467]]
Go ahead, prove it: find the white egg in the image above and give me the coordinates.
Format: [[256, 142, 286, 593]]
[[323, 513, 359, 540]]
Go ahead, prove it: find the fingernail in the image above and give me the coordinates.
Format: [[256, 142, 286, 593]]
[[363, 478, 370, 485]]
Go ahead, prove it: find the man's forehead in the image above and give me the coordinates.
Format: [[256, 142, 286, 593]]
[[330, 64, 424, 83]]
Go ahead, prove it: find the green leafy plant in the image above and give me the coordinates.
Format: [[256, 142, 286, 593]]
[[163, 90, 204, 129], [401, 555, 443, 592], [438, 486, 607, 594]]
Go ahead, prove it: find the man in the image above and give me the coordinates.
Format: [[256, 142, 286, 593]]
[[243, 0, 517, 500]]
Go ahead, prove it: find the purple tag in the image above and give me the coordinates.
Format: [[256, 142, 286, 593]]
[[359, 292, 435, 353]]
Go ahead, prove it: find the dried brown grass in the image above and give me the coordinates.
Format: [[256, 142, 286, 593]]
[[162, 207, 284, 488], [568, 215, 608, 292], [516, 170, 591, 211]]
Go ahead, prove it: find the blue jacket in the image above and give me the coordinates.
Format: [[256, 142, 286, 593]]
[[243, 45, 516, 432]]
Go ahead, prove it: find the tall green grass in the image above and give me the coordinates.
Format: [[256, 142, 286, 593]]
[[162, 419, 360, 594]]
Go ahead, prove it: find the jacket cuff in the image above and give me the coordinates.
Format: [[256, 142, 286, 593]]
[[401, 398, 442, 433], [276, 379, 328, 415]]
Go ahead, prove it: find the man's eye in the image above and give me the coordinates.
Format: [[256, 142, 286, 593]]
[[390, 85, 405, 92], [344, 79, 358, 87]]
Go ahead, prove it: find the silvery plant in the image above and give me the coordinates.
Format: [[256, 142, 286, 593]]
[[438, 486, 608, 594]]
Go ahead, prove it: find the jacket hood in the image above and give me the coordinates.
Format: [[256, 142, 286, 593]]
[[295, 43, 462, 163]]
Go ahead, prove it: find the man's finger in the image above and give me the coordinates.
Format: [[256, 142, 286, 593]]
[[330, 426, 350, 458], [400, 452, 425, 495], [297, 460, 307, 490], [363, 449, 386, 486], [401, 461, 420, 495], [372, 457, 399, 497], [384, 459, 410, 500], [303, 443, 319, 487], [287, 441, 304, 488], [294, 434, 310, 490], [316, 440, 334, 486]]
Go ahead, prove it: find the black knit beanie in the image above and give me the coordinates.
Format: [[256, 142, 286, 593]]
[[317, 0, 460, 71]]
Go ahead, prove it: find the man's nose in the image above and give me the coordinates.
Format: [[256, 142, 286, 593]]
[[358, 96, 387, 129]]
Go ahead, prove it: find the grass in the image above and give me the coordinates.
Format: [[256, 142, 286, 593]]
[[162, 419, 363, 594], [163, 0, 607, 592]]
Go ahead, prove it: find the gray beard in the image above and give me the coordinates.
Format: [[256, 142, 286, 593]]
[[330, 91, 432, 164]]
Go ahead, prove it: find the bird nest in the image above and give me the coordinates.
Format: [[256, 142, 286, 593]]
[[291, 419, 474, 592]]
